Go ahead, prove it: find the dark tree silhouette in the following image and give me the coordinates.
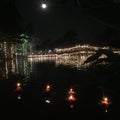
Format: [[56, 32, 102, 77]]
[[0, 0, 22, 33], [96, 27, 120, 48], [62, 0, 120, 30], [53, 29, 79, 48], [61, 0, 120, 48]]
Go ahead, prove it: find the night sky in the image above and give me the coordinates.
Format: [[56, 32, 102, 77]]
[[15, 0, 106, 41], [1, 0, 120, 46]]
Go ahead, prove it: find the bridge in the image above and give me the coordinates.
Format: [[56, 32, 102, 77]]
[[28, 44, 120, 59], [27, 44, 120, 70]]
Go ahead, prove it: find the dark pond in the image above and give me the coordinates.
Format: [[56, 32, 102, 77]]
[[0, 57, 120, 119]]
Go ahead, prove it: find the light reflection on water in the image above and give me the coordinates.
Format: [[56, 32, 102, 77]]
[[28, 53, 92, 70], [13, 81, 112, 114], [0, 53, 119, 118], [98, 88, 112, 113], [0, 53, 92, 79]]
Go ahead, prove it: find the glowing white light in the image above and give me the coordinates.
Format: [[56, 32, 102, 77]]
[[18, 96, 21, 100], [41, 3, 47, 9], [70, 104, 74, 108], [45, 99, 51, 103], [105, 109, 108, 112]]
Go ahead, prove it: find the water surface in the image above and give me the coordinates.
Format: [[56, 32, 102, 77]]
[[0, 57, 120, 119]]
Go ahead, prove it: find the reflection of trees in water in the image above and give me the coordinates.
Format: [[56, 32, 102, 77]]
[[55, 53, 93, 70], [27, 53, 94, 70], [97, 86, 112, 113], [0, 59, 31, 80], [84, 49, 120, 81], [0, 60, 16, 79], [0, 62, 5, 79]]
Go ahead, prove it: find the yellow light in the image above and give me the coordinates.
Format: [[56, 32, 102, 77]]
[[101, 97, 111, 106], [17, 83, 21, 87], [104, 97, 108, 101], [47, 85, 50, 89]]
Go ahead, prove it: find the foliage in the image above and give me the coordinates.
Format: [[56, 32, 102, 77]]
[[62, 0, 120, 30], [84, 48, 120, 64]]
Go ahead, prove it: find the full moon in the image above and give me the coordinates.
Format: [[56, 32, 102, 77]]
[[41, 3, 47, 9]]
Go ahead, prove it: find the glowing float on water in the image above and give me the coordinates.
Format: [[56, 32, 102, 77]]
[[44, 84, 51, 93], [68, 88, 75, 95], [67, 88, 76, 102], [99, 96, 111, 112], [101, 97, 110, 105], [15, 82, 23, 92], [100, 96, 111, 106], [67, 94, 76, 102]]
